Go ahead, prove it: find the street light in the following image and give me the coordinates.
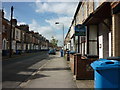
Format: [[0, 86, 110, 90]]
[[55, 22, 64, 51]]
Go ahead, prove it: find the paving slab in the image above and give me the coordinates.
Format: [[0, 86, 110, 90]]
[[76, 80, 94, 88]]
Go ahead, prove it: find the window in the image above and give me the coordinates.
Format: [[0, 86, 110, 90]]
[[16, 31, 19, 39], [2, 25, 5, 32], [2, 25, 5, 29], [3, 39, 6, 50]]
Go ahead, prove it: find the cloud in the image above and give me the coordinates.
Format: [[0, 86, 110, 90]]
[[3, 9, 17, 20], [29, 19, 66, 46], [3, 9, 10, 20], [17, 22, 27, 26], [36, 0, 80, 2], [45, 16, 73, 29], [35, 2, 78, 16], [29, 19, 55, 39], [2, 0, 80, 2], [33, 2, 78, 46], [44, 16, 73, 45]]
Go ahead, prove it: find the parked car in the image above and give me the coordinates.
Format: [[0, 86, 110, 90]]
[[48, 49, 56, 55], [69, 51, 76, 55]]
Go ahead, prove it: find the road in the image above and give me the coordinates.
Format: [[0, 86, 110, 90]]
[[2, 51, 50, 89]]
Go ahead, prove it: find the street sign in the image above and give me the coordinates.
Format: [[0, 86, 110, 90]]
[[74, 24, 86, 36]]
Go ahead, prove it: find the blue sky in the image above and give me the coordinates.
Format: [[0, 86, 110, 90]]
[[2, 1, 78, 46]]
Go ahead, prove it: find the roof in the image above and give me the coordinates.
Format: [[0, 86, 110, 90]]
[[83, 2, 111, 25]]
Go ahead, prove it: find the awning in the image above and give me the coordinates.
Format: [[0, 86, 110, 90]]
[[83, 2, 111, 25]]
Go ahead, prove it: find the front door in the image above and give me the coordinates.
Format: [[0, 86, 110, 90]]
[[99, 35, 103, 58], [109, 32, 112, 57]]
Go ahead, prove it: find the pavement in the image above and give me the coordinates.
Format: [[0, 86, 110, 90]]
[[18, 52, 94, 89]]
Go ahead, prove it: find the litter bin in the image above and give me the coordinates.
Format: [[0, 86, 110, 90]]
[[91, 59, 120, 88]]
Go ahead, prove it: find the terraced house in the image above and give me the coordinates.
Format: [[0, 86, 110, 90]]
[[65, 1, 120, 58], [1, 10, 50, 56]]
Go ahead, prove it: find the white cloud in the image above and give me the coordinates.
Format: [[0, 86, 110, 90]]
[[35, 2, 78, 16], [3, 9, 10, 20], [36, 0, 80, 2], [33, 2, 78, 46], [29, 19, 55, 39], [44, 16, 73, 46], [17, 22, 27, 26], [3, 9, 17, 20], [45, 16, 73, 29], [2, 0, 80, 2], [29, 19, 66, 46], [55, 34, 64, 46]]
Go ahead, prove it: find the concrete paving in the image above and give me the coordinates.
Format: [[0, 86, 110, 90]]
[[21, 52, 94, 89], [24, 54, 77, 88], [11, 52, 94, 89], [76, 80, 94, 88]]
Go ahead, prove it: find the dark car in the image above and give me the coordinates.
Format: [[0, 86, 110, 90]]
[[48, 49, 56, 55]]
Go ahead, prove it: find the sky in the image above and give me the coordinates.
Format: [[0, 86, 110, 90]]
[[2, 1, 79, 46]]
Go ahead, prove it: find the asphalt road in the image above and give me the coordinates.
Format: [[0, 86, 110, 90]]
[[2, 51, 50, 89]]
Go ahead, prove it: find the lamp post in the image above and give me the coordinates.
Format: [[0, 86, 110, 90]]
[[55, 22, 64, 51]]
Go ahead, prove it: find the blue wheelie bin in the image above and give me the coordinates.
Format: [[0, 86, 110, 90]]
[[91, 59, 120, 89], [60, 49, 64, 57]]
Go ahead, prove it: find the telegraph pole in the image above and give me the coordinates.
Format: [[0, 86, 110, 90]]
[[9, 6, 13, 58], [62, 24, 64, 51]]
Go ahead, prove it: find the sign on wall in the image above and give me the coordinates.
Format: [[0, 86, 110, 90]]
[[74, 24, 86, 36]]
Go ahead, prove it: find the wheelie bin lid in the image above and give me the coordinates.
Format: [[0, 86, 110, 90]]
[[91, 59, 120, 70]]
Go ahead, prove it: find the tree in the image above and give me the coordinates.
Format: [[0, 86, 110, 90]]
[[50, 36, 58, 48]]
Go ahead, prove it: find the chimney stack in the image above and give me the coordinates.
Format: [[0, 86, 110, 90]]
[[2, 9, 4, 18], [11, 19, 17, 26], [18, 25, 29, 32]]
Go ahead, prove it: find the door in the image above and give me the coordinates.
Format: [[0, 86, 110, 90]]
[[109, 32, 111, 57], [99, 35, 103, 58]]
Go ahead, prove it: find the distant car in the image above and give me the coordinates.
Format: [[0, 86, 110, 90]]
[[69, 51, 76, 55], [48, 49, 56, 55]]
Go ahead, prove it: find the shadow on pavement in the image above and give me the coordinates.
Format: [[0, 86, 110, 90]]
[[2, 51, 50, 88], [40, 67, 71, 71], [30, 74, 50, 80]]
